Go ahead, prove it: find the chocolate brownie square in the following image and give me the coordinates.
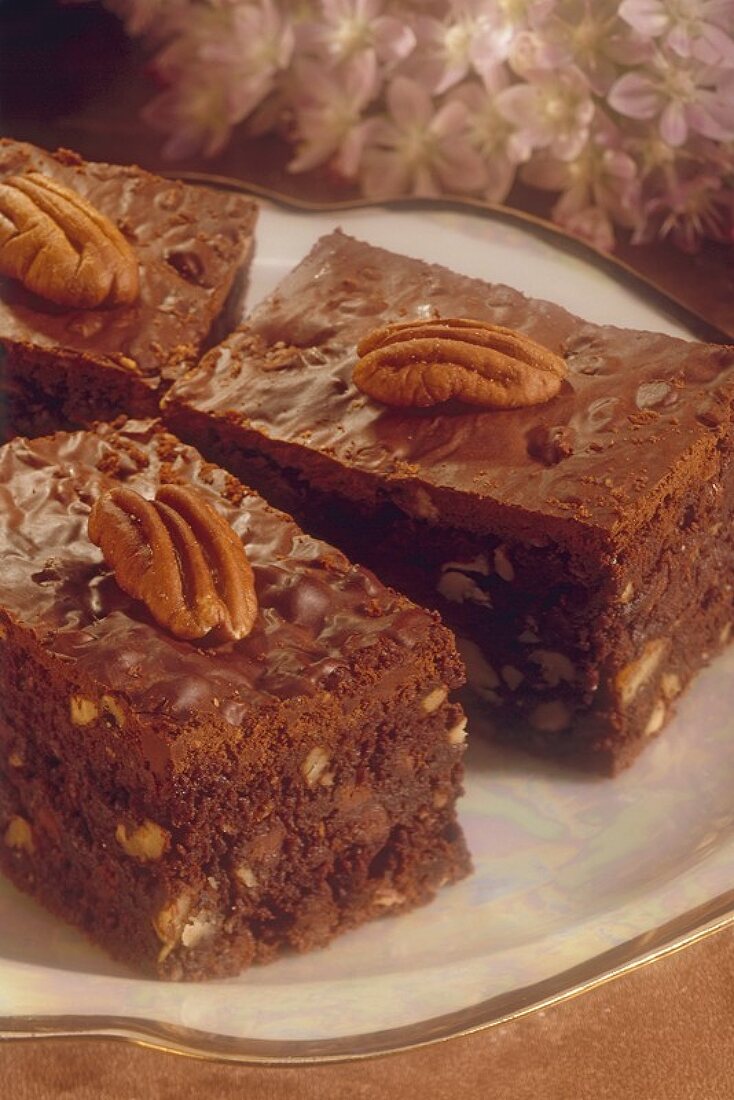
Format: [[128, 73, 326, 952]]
[[0, 419, 469, 979], [0, 139, 257, 442], [163, 230, 734, 774]]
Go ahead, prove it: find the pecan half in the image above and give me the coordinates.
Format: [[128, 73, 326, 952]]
[[353, 317, 567, 409], [88, 485, 258, 642], [0, 171, 139, 308]]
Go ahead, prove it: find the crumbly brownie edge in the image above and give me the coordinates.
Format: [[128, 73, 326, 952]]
[[0, 341, 162, 444]]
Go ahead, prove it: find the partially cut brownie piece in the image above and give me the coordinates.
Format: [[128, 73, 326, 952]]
[[0, 139, 257, 442], [0, 419, 469, 979], [163, 230, 734, 774]]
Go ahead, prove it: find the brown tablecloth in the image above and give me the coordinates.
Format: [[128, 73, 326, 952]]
[[2, 4, 734, 1096]]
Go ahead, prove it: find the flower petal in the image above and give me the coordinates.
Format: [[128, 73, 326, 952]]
[[560, 206, 616, 252], [483, 156, 516, 203], [688, 23, 734, 66], [686, 99, 734, 141], [360, 149, 411, 198], [521, 153, 572, 191], [435, 139, 489, 192], [618, 0, 669, 37], [601, 148, 638, 181], [412, 162, 440, 198], [608, 73, 663, 119], [386, 76, 434, 129], [342, 51, 380, 106], [374, 17, 417, 64], [551, 127, 590, 161], [335, 118, 380, 177], [430, 100, 469, 139], [289, 132, 340, 173], [494, 84, 542, 128], [553, 182, 590, 220], [660, 100, 688, 146]]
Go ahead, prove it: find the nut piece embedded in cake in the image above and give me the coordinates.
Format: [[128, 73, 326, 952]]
[[153, 891, 193, 962], [421, 686, 448, 714], [101, 694, 126, 728], [116, 819, 170, 861], [353, 317, 567, 409], [302, 747, 332, 787], [0, 172, 139, 308], [447, 718, 468, 745], [69, 694, 99, 726], [4, 815, 34, 853], [88, 484, 258, 641], [616, 639, 668, 707]]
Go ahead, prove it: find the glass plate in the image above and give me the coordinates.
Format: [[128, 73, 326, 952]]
[[3, 201, 734, 1064]]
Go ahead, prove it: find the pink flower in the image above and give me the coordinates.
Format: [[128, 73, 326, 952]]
[[507, 30, 567, 80], [407, 8, 501, 94], [297, 0, 416, 67], [495, 66, 595, 160], [609, 54, 734, 145], [526, 115, 639, 208], [143, 0, 294, 158], [408, 0, 552, 94], [191, 2, 295, 77], [522, 110, 641, 247], [449, 68, 532, 201], [637, 173, 734, 251], [358, 75, 489, 198], [142, 66, 242, 158], [288, 53, 379, 174], [619, 0, 734, 67], [513, 1, 652, 94], [102, 0, 734, 253]]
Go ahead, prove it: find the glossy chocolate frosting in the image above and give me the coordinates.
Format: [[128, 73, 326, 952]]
[[0, 140, 257, 388], [166, 231, 734, 538], [0, 421, 432, 728]]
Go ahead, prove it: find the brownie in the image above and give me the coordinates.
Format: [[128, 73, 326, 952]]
[[163, 230, 734, 774], [0, 139, 257, 442], [0, 419, 469, 979]]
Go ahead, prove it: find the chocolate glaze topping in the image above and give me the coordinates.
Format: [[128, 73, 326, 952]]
[[166, 231, 734, 537], [0, 140, 257, 387], [0, 421, 432, 727]]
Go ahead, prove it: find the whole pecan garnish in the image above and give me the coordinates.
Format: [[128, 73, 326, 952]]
[[0, 171, 139, 308], [88, 485, 258, 642], [353, 317, 567, 409]]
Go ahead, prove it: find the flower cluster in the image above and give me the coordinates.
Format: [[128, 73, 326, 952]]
[[103, 0, 734, 252]]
